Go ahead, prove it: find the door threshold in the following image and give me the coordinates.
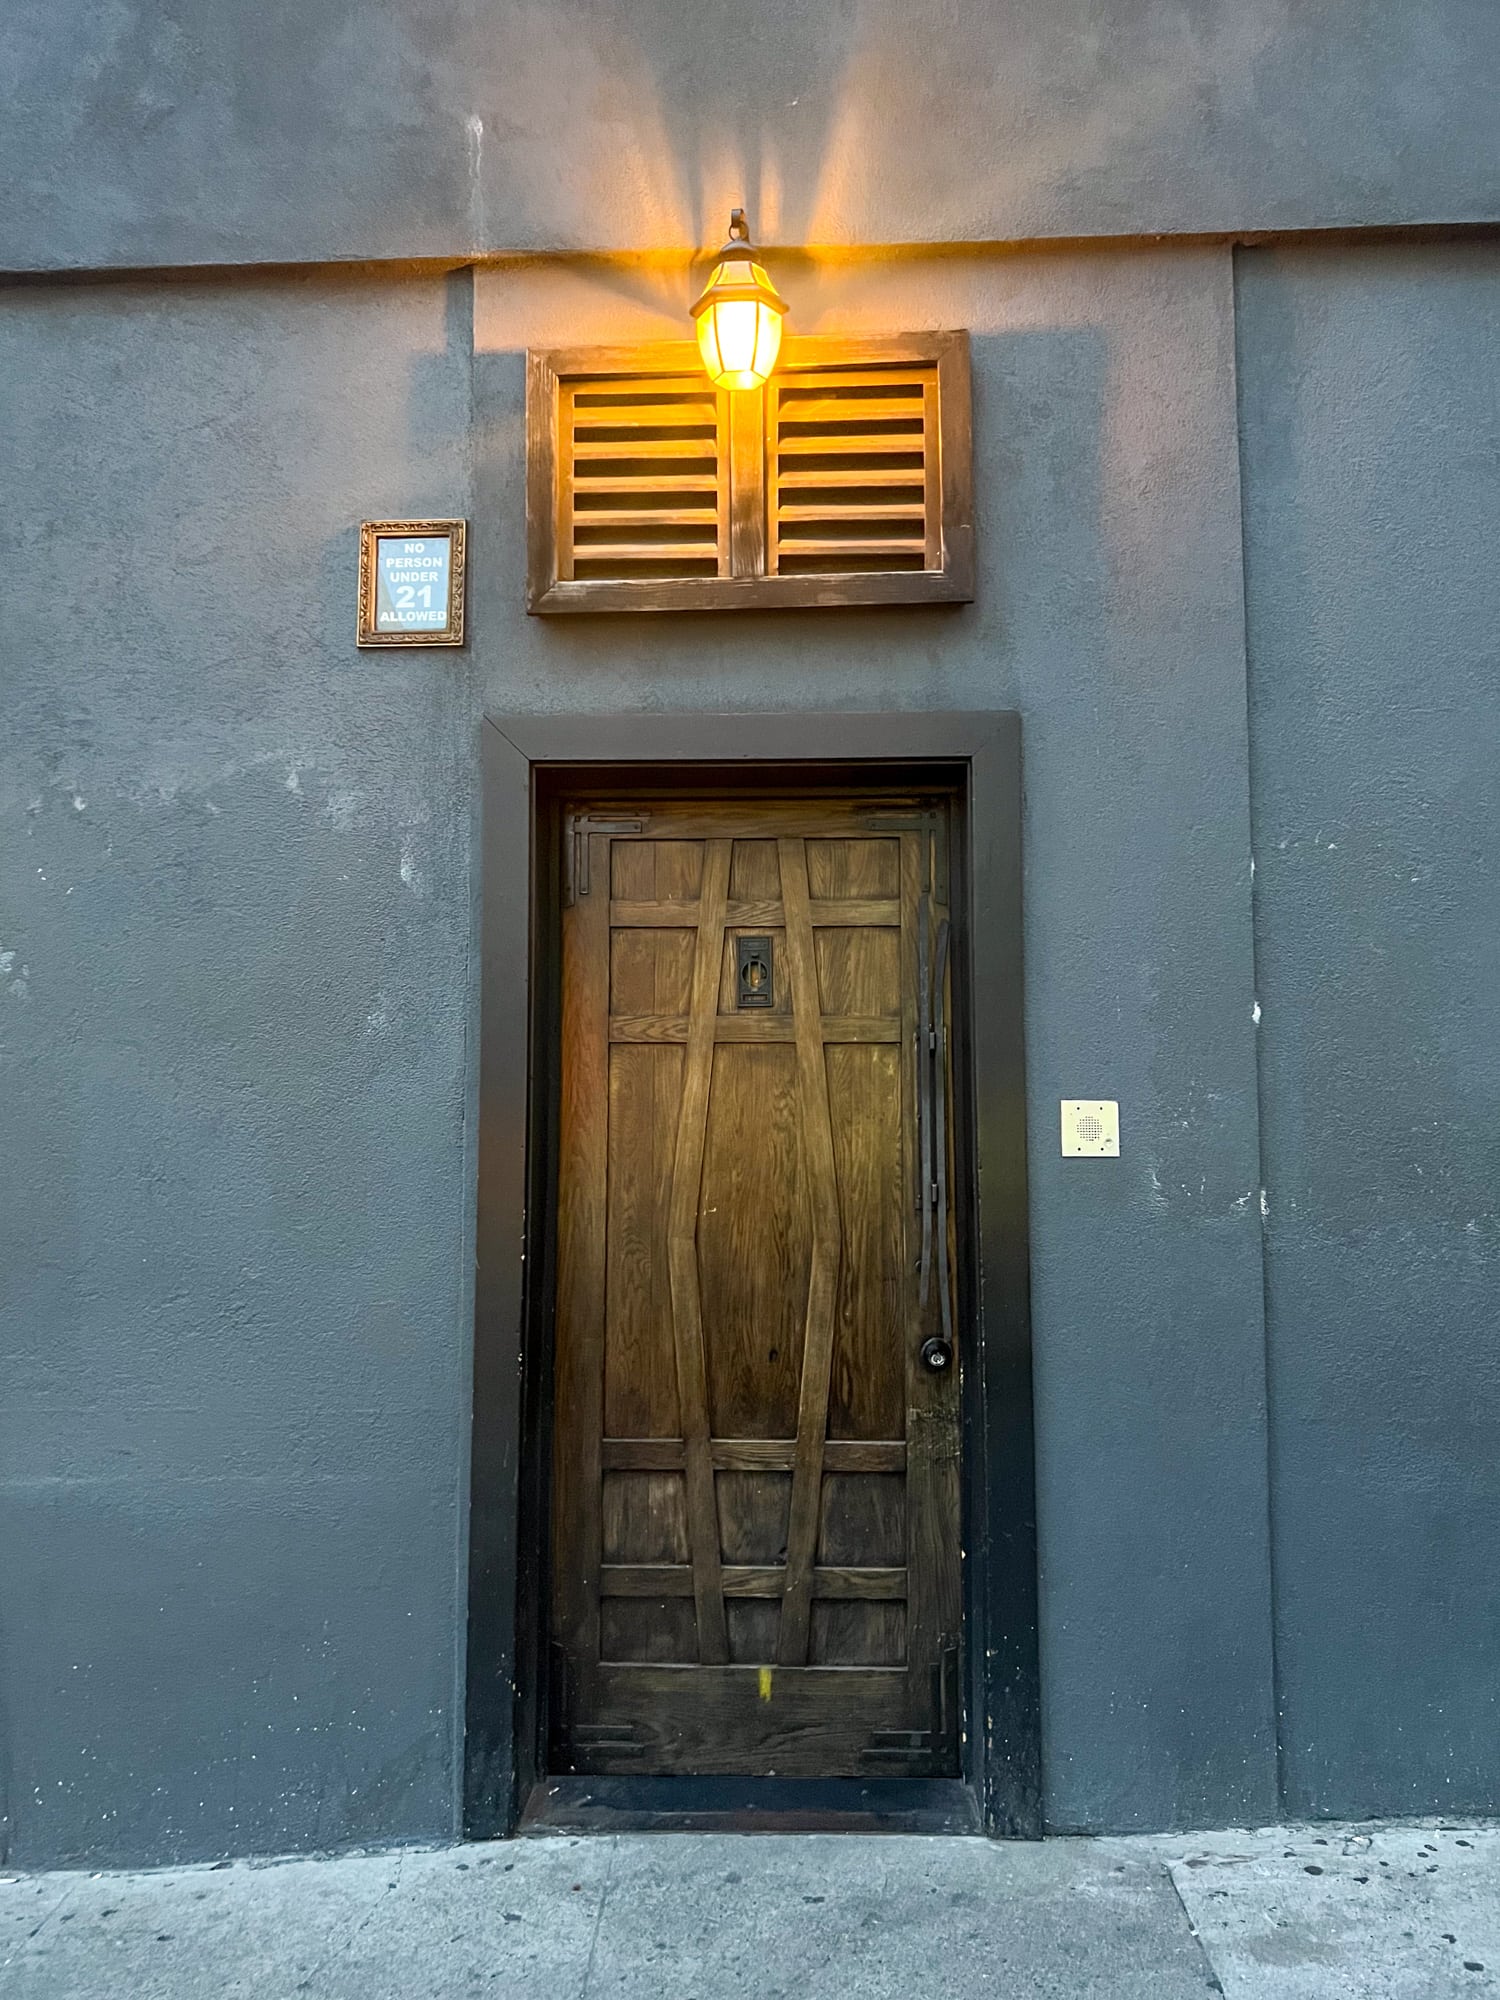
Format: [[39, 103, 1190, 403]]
[[518, 1775, 982, 1836]]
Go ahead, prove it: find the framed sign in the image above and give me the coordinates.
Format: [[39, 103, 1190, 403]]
[[358, 519, 467, 646]]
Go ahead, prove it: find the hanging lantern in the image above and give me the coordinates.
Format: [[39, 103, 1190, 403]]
[[690, 209, 788, 391]]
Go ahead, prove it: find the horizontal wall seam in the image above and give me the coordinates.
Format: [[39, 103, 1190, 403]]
[[4, 220, 1500, 291]]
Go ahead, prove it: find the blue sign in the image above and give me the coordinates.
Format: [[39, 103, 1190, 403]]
[[375, 534, 453, 632]]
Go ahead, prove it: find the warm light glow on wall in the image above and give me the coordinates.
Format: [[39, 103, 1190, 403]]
[[690, 209, 787, 390]]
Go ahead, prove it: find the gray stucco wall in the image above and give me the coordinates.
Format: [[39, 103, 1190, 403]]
[[1237, 240, 1500, 1818], [2, 244, 1282, 1863], [0, 272, 478, 1864], [4, 0, 1500, 272]]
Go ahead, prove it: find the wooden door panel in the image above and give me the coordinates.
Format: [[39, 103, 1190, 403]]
[[818, 1470, 907, 1565], [719, 1467, 792, 1667], [805, 834, 901, 901], [609, 837, 704, 904], [587, 1664, 913, 1775], [609, 931, 696, 1014], [600, 1456, 698, 1664], [727, 837, 783, 906], [552, 795, 961, 1777], [826, 1042, 906, 1440], [604, 1043, 683, 1436], [699, 1043, 810, 1438], [814, 928, 901, 1016], [813, 1467, 908, 1668]]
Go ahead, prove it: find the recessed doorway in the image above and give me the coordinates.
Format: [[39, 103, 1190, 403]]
[[465, 716, 1038, 1838]]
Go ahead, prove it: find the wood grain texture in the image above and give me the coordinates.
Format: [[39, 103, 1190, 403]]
[[552, 834, 611, 1672], [805, 838, 900, 901], [605, 1044, 683, 1435], [609, 1013, 899, 1045], [532, 570, 972, 615], [593, 806, 916, 840], [699, 1044, 809, 1440], [609, 839, 704, 906], [665, 837, 733, 1663], [716, 1470, 791, 1566], [728, 382, 766, 581], [600, 1565, 907, 1601], [600, 1599, 698, 1665], [600, 1438, 905, 1473], [604, 848, 694, 1440], [610, 897, 899, 929], [775, 837, 845, 1666], [826, 1046, 905, 1442], [601, 1472, 688, 1563], [583, 1662, 911, 1776], [811, 1601, 906, 1668], [600, 1470, 696, 1663], [715, 1464, 789, 1664]]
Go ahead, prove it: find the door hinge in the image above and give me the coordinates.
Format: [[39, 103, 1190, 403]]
[[563, 812, 646, 904]]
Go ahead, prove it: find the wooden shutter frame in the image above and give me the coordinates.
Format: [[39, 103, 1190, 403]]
[[526, 332, 974, 615]]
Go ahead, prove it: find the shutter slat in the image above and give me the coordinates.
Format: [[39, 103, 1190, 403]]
[[778, 503, 926, 521], [576, 541, 723, 560], [774, 395, 927, 423], [576, 507, 719, 525], [574, 420, 716, 437], [572, 437, 721, 460], [573, 380, 714, 400], [776, 366, 937, 389], [776, 432, 926, 455], [776, 468, 928, 489], [574, 474, 721, 493], [776, 536, 927, 555], [573, 400, 717, 416]]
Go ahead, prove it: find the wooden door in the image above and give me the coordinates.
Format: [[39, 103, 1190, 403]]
[[550, 794, 961, 1777]]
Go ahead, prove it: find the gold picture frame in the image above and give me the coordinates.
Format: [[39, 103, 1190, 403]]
[[357, 519, 467, 646]]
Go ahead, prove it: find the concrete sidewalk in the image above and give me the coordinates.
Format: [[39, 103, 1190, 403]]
[[3, 1820, 1496, 1998]]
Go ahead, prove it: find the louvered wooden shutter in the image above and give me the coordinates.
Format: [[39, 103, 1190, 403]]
[[767, 364, 937, 577], [561, 376, 730, 583], [528, 333, 971, 613]]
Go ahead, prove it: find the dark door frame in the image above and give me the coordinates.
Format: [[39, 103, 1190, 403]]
[[464, 711, 1040, 1838]]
